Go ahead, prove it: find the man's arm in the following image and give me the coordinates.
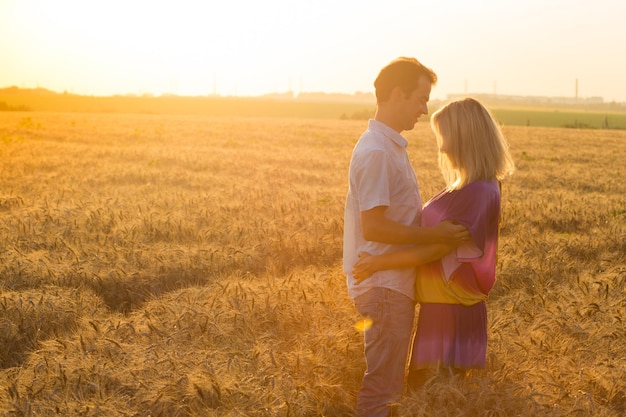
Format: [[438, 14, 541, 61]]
[[360, 206, 470, 246], [352, 243, 453, 284]]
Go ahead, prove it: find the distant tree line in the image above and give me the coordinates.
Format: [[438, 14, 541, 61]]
[[0, 102, 31, 111]]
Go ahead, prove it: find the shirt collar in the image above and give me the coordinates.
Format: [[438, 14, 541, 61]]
[[368, 119, 408, 148]]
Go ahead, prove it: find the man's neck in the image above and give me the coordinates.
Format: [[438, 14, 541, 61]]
[[374, 108, 402, 133]]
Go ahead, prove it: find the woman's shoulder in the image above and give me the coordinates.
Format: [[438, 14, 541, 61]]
[[462, 180, 500, 195], [428, 180, 499, 208], [454, 181, 500, 206]]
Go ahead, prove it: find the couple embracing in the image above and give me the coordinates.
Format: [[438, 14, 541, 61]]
[[343, 57, 515, 417]]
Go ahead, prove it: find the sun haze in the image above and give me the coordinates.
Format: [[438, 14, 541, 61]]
[[2, 0, 625, 102]]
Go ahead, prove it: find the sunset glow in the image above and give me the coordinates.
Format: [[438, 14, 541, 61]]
[[2, 0, 626, 101]]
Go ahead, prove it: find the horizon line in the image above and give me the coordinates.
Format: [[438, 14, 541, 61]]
[[2, 85, 625, 105]]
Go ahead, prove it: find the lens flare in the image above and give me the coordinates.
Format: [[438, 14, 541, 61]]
[[354, 317, 373, 332]]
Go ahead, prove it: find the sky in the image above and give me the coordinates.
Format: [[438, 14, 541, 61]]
[[2, 0, 625, 102]]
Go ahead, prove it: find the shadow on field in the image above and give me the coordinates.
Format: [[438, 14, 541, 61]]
[[0, 287, 105, 369], [84, 249, 342, 314]]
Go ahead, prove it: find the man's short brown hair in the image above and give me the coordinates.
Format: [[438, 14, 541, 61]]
[[374, 57, 437, 103]]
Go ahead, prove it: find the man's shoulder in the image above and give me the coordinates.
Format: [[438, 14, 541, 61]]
[[354, 128, 387, 153], [361, 124, 387, 140]]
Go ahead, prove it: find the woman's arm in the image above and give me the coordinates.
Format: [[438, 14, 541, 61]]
[[352, 243, 453, 284]]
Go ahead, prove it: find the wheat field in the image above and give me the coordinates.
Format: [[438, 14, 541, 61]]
[[0, 111, 624, 417]]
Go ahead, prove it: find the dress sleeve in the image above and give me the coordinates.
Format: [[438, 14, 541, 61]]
[[440, 182, 500, 280], [451, 182, 499, 254]]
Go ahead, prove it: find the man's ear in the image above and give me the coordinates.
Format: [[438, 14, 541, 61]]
[[389, 86, 405, 102]]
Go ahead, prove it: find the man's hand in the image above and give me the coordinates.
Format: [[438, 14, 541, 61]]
[[352, 252, 377, 284], [434, 220, 471, 246]]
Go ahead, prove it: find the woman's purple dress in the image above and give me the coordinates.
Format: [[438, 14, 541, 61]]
[[412, 180, 501, 369]]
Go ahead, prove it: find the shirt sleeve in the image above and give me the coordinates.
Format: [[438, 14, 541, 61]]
[[352, 150, 392, 211]]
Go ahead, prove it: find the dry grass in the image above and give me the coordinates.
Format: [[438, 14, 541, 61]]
[[0, 112, 624, 416]]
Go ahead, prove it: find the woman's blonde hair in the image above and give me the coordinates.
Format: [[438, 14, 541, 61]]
[[430, 97, 515, 190]]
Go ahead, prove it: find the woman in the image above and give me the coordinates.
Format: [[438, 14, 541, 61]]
[[352, 97, 515, 383]]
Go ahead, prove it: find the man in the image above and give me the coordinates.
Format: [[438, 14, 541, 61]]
[[343, 57, 469, 417]]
